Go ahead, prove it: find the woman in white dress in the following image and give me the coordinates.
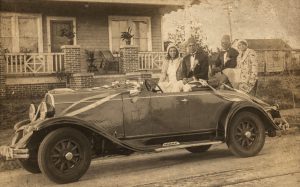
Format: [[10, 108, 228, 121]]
[[158, 44, 187, 93]]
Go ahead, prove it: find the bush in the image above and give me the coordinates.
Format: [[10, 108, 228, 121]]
[[0, 98, 40, 130], [256, 76, 298, 109]]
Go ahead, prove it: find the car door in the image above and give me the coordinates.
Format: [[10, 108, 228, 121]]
[[122, 90, 152, 137], [150, 92, 190, 134], [188, 91, 232, 131]]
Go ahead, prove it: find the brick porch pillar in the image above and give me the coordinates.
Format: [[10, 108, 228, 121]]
[[61, 45, 81, 73], [119, 45, 139, 73], [61, 45, 94, 89], [69, 73, 94, 89], [0, 49, 6, 98]]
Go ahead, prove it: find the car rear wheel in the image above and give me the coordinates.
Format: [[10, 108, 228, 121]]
[[17, 158, 41, 174], [186, 145, 211, 153], [38, 128, 91, 184], [227, 111, 265, 157]]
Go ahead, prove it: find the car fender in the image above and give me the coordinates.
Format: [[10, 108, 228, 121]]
[[31, 117, 146, 152], [223, 101, 280, 138]]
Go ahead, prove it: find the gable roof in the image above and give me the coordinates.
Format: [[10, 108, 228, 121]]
[[233, 39, 292, 50]]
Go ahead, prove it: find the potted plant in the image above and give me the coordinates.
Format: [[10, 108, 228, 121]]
[[60, 28, 75, 44], [121, 27, 134, 45], [85, 50, 98, 73]]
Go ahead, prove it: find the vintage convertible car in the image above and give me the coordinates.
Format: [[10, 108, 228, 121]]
[[0, 79, 288, 184]]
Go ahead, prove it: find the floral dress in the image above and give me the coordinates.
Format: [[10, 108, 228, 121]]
[[236, 48, 258, 93]]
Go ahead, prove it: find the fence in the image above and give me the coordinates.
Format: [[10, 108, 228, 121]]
[[138, 52, 167, 71], [5, 53, 64, 74]]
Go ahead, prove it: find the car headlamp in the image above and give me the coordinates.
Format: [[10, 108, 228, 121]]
[[45, 93, 55, 108], [29, 104, 37, 122], [40, 102, 48, 120], [39, 93, 55, 120]]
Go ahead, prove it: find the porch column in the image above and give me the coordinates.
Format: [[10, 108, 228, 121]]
[[61, 45, 81, 73], [61, 45, 94, 89], [0, 49, 6, 98], [119, 45, 139, 73]]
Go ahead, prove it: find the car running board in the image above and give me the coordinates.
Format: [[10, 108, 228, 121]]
[[155, 141, 223, 152]]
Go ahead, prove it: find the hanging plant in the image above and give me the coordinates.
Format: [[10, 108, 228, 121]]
[[121, 27, 134, 45], [60, 28, 76, 41]]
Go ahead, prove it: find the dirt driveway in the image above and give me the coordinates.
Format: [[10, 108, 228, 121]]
[[0, 128, 299, 187]]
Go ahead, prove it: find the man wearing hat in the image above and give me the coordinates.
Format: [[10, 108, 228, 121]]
[[211, 35, 239, 75], [182, 37, 209, 82]]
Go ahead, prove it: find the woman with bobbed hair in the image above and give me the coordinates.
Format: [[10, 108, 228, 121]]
[[158, 44, 187, 92]]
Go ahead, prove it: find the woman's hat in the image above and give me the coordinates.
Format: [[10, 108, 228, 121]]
[[166, 43, 179, 53], [237, 39, 248, 47]]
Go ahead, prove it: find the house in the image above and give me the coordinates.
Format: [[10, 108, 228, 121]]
[[232, 39, 299, 73], [0, 0, 189, 97]]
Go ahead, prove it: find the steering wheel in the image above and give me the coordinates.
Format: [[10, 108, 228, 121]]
[[144, 79, 163, 93]]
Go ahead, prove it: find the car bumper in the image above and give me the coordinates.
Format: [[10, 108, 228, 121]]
[[0, 124, 34, 160], [0, 146, 29, 160]]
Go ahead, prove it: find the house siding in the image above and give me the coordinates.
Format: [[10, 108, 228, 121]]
[[151, 14, 163, 52], [1, 2, 164, 72]]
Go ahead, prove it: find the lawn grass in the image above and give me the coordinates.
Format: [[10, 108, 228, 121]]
[[0, 98, 41, 130], [255, 75, 300, 109]]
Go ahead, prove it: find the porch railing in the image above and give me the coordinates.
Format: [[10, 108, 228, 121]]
[[5, 53, 64, 74], [138, 52, 167, 71]]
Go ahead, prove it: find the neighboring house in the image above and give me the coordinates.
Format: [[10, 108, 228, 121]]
[[232, 39, 300, 73], [0, 0, 188, 97]]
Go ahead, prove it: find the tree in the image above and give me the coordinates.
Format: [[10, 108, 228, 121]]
[[167, 22, 211, 55]]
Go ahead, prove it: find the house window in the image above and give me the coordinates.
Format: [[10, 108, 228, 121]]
[[0, 13, 43, 53], [109, 16, 152, 53]]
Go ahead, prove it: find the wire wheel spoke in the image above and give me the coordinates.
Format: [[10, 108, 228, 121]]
[[51, 154, 60, 158], [71, 145, 78, 151], [67, 141, 71, 149], [66, 161, 73, 169], [59, 162, 66, 171], [237, 126, 243, 132], [54, 146, 62, 152], [51, 139, 81, 171], [54, 158, 61, 166], [235, 120, 258, 148], [70, 158, 77, 164]]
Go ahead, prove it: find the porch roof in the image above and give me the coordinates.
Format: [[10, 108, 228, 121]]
[[47, 0, 187, 6]]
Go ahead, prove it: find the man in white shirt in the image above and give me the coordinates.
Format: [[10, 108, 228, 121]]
[[182, 37, 209, 82]]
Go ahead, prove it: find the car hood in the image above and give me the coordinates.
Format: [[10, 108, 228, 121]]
[[49, 88, 128, 117]]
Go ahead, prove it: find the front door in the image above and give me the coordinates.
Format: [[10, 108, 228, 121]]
[[151, 92, 190, 134], [50, 20, 73, 52]]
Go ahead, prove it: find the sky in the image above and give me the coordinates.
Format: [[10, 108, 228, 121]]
[[162, 0, 300, 51]]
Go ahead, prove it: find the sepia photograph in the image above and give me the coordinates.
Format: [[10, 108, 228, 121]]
[[0, 0, 299, 186]]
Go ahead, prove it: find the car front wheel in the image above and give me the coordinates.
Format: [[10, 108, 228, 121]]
[[227, 111, 265, 157], [38, 127, 91, 184]]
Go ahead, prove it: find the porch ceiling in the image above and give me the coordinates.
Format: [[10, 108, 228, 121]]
[[1, 0, 186, 15], [47, 0, 187, 6]]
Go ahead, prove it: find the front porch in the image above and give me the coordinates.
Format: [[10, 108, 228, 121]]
[[0, 44, 166, 97], [4, 49, 166, 75]]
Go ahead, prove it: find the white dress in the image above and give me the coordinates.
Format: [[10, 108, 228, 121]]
[[158, 59, 185, 93]]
